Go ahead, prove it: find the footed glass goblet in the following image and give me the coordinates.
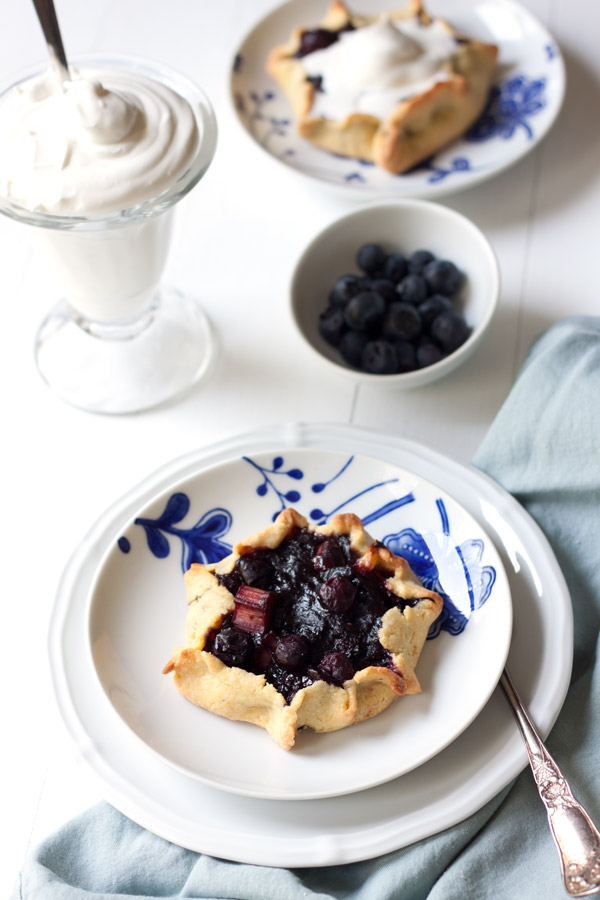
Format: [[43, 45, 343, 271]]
[[0, 55, 217, 414]]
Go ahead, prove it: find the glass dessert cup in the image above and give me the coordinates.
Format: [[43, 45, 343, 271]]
[[0, 56, 218, 414]]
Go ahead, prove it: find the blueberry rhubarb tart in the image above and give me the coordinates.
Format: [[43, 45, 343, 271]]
[[265, 0, 497, 174], [163, 509, 443, 749]]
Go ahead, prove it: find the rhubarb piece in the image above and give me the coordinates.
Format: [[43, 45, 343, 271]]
[[232, 584, 277, 634]]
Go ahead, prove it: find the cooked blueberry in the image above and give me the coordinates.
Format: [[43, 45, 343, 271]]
[[295, 28, 339, 57], [423, 259, 464, 297], [329, 274, 362, 307], [238, 552, 272, 587], [382, 301, 422, 341], [319, 575, 357, 613], [396, 274, 427, 305], [430, 311, 470, 352], [339, 330, 368, 366], [361, 339, 398, 374], [369, 278, 397, 304], [408, 249, 435, 274], [319, 305, 345, 346], [344, 291, 386, 332], [274, 634, 310, 670], [356, 243, 385, 275], [253, 643, 273, 673], [314, 538, 347, 571], [319, 651, 355, 685], [393, 339, 418, 372], [383, 252, 408, 283], [418, 294, 453, 330], [212, 627, 252, 667], [416, 341, 445, 368]]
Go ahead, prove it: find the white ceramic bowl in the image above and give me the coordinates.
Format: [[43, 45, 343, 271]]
[[290, 199, 499, 387]]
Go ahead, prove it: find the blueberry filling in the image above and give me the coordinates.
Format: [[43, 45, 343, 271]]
[[306, 74, 324, 93], [209, 528, 424, 703], [293, 22, 355, 58]]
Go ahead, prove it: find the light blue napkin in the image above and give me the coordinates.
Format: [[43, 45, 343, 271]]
[[14, 317, 600, 900]]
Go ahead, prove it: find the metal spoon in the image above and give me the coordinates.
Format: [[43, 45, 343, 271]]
[[500, 669, 600, 896], [31, 0, 70, 85]]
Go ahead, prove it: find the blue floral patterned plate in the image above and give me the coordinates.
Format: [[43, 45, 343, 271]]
[[230, 0, 565, 197], [87, 448, 511, 800]]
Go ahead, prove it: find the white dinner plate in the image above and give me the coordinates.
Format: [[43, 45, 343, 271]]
[[86, 449, 511, 800], [48, 423, 572, 867], [230, 0, 565, 197]]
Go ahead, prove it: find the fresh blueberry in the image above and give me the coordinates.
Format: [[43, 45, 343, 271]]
[[356, 243, 385, 275], [369, 278, 397, 304], [329, 274, 362, 307], [408, 249, 435, 274], [418, 294, 453, 330], [430, 311, 470, 352], [382, 301, 422, 341], [212, 627, 252, 668], [382, 252, 408, 283], [423, 259, 464, 297], [361, 339, 398, 374], [318, 651, 355, 685], [393, 339, 418, 372], [318, 305, 345, 346], [344, 291, 386, 333], [416, 341, 445, 368], [339, 330, 368, 366], [396, 274, 427, 306]]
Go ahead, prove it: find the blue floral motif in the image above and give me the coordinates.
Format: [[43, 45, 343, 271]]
[[383, 502, 497, 637], [417, 156, 473, 184], [243, 456, 303, 520], [235, 90, 293, 157], [466, 75, 546, 142], [125, 493, 233, 572], [120, 461, 497, 641]]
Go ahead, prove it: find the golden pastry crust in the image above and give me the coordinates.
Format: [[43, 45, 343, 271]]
[[164, 508, 443, 749], [265, 0, 498, 174]]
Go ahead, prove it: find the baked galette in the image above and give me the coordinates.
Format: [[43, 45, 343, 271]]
[[265, 0, 498, 174], [164, 508, 443, 749]]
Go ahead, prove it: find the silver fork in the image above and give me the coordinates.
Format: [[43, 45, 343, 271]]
[[500, 669, 600, 896]]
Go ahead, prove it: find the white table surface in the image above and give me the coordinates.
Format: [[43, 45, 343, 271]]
[[1, 0, 599, 893]]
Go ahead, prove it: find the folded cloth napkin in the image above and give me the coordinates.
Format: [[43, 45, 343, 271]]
[[13, 317, 600, 900]]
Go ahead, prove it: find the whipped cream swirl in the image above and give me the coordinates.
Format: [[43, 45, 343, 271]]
[[302, 15, 458, 120], [0, 65, 199, 215]]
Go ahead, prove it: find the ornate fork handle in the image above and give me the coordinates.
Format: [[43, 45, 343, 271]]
[[500, 669, 600, 896]]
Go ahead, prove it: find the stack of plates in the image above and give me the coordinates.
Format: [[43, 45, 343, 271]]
[[49, 423, 571, 867]]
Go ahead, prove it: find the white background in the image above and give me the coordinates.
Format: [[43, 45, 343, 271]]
[[1, 0, 599, 893]]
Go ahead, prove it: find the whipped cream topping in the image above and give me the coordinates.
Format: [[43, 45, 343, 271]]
[[302, 15, 458, 121], [0, 66, 199, 215]]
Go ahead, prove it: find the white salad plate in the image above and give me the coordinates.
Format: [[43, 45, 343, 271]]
[[230, 0, 565, 198], [49, 423, 572, 867], [86, 446, 511, 800]]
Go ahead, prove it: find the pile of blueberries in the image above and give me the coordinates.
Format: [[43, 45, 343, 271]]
[[318, 242, 470, 375]]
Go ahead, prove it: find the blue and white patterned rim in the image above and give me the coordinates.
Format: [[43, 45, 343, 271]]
[[119, 453, 497, 639]]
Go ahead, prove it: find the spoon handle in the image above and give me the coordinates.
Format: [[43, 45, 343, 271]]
[[31, 0, 70, 83], [500, 669, 600, 896]]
